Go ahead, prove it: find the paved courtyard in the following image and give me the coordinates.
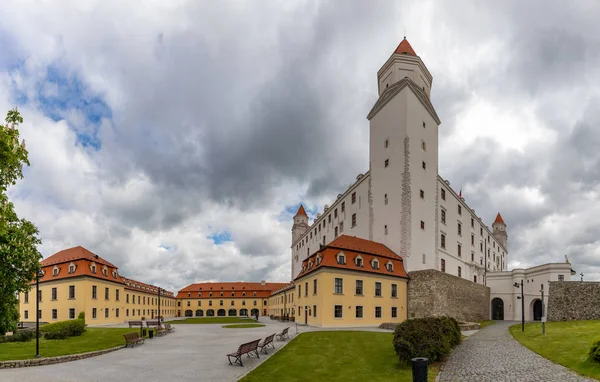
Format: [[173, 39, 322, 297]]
[[437, 321, 594, 382]]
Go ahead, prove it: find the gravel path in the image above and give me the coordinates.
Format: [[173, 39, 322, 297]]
[[436, 321, 594, 382]]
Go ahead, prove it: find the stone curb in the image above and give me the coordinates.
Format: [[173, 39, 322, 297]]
[[0, 346, 123, 368], [236, 333, 300, 380]]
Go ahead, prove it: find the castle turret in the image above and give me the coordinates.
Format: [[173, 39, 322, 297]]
[[492, 213, 508, 249], [291, 205, 309, 245]]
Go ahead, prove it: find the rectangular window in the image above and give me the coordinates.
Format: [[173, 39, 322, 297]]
[[126, 309, 129, 317], [471, 234, 475, 246], [92, 308, 97, 319], [558, 275, 564, 281], [355, 280, 363, 295], [384, 139, 389, 148], [352, 213, 357, 227], [441, 189, 446, 200], [458, 205, 462, 215], [69, 285, 75, 299], [422, 141, 426, 151], [420, 189, 424, 199], [471, 217, 474, 228], [334, 278, 343, 294], [334, 305, 343, 318], [298, 286, 301, 297], [420, 221, 425, 230], [52, 309, 58, 319], [341, 202, 345, 212], [69, 308, 75, 319], [457, 244, 462, 257], [474, 275, 477, 283], [441, 234, 446, 249], [441, 209, 446, 224], [384, 194, 388, 205], [392, 307, 397, 318], [384, 225, 388, 235], [38, 290, 42, 302], [116, 289, 120, 301], [116, 308, 120, 318], [351, 192, 356, 204], [105, 287, 109, 300], [385, 159, 389, 167], [304, 282, 308, 297], [126, 294, 129, 303], [471, 252, 474, 262], [339, 222, 344, 233], [422, 161, 426, 170], [52, 287, 57, 300], [334, 226, 338, 237], [313, 305, 317, 318], [375, 306, 382, 318], [422, 254, 426, 264], [458, 223, 462, 236], [220, 300, 223, 306], [105, 309, 109, 318], [355, 306, 363, 318], [375, 282, 381, 297], [391, 284, 397, 298], [24, 291, 29, 303], [24, 310, 29, 319], [38, 310, 42, 319], [441, 259, 446, 272], [313, 279, 317, 294], [458, 266, 462, 278], [334, 208, 338, 218]]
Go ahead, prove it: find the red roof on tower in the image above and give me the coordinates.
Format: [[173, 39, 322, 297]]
[[295, 204, 307, 217], [494, 213, 505, 224], [394, 37, 417, 56]]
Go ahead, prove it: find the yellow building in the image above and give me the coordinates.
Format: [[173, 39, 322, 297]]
[[267, 283, 295, 318], [293, 235, 409, 327], [176, 281, 288, 318], [18, 246, 177, 325]]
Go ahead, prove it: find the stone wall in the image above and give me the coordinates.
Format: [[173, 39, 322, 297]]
[[547, 281, 600, 321], [0, 346, 122, 368], [408, 269, 490, 322]]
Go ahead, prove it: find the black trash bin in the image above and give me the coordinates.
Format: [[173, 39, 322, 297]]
[[149, 329, 154, 339], [411, 357, 428, 382], [142, 328, 147, 337]]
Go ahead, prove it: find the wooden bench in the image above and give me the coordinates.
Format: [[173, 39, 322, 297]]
[[226, 339, 261, 366], [128, 320, 143, 328], [258, 333, 276, 355], [164, 323, 175, 333], [123, 332, 145, 348], [146, 321, 167, 336], [276, 327, 290, 341]]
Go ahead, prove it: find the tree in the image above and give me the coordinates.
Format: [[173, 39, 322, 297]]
[[0, 108, 42, 334]]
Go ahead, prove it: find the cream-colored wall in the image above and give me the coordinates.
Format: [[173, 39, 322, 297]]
[[291, 174, 370, 278], [267, 289, 295, 317], [178, 297, 269, 317], [18, 277, 177, 325], [295, 268, 407, 327], [124, 289, 177, 322]]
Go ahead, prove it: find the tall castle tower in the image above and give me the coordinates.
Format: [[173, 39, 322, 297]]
[[291, 205, 309, 245], [367, 37, 441, 270], [492, 213, 508, 249]]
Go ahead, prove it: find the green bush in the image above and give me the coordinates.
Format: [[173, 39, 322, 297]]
[[589, 339, 600, 363], [0, 329, 38, 343], [78, 311, 85, 323], [393, 316, 461, 364], [40, 319, 85, 340]]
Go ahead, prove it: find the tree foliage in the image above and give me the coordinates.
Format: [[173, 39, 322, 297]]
[[0, 108, 42, 335]]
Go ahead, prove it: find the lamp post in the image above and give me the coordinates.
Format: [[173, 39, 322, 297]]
[[514, 280, 524, 332], [157, 288, 162, 324], [35, 269, 44, 358], [540, 284, 545, 335]]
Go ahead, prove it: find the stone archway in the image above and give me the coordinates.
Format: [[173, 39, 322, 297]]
[[532, 299, 542, 321], [217, 309, 226, 317], [491, 298, 504, 320], [251, 308, 259, 317], [184, 309, 193, 317], [228, 309, 237, 316], [239, 308, 248, 316], [207, 309, 215, 317], [195, 309, 204, 317]]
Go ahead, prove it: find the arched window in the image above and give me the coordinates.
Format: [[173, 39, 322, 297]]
[[228, 308, 237, 316], [386, 262, 394, 272], [90, 263, 96, 274], [217, 309, 226, 317], [53, 266, 59, 276], [355, 256, 363, 267], [206, 309, 215, 317], [372, 259, 379, 269], [195, 309, 204, 317], [68, 262, 77, 274], [184, 309, 193, 317]]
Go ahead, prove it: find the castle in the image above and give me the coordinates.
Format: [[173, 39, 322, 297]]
[[291, 38, 508, 284]]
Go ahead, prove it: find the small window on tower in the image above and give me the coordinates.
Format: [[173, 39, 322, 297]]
[[423, 121, 426, 128], [422, 161, 426, 170], [385, 159, 389, 168], [420, 221, 425, 230], [422, 141, 426, 151], [384, 225, 388, 235], [384, 194, 388, 205], [420, 190, 424, 199], [385, 139, 389, 148]]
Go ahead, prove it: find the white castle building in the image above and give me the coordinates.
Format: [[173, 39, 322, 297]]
[[290, 38, 508, 285]]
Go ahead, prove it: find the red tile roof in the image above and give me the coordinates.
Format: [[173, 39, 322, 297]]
[[494, 213, 505, 225], [295, 235, 408, 280], [177, 282, 289, 299], [122, 277, 175, 297], [394, 38, 417, 56], [42, 246, 116, 268], [295, 205, 307, 216]]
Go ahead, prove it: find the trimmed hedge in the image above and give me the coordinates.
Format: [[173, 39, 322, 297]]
[[0, 329, 38, 343], [393, 316, 461, 363], [40, 319, 86, 340], [589, 339, 600, 363]]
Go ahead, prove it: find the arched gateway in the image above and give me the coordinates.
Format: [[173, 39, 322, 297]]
[[491, 298, 504, 320]]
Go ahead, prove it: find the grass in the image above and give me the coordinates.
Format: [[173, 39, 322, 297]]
[[240, 331, 439, 382], [165, 317, 256, 324], [510, 320, 600, 380], [0, 328, 137, 361], [477, 320, 495, 329], [222, 324, 265, 329]]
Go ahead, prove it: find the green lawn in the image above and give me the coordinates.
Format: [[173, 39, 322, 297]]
[[165, 317, 256, 324], [510, 320, 600, 380], [222, 324, 265, 329], [0, 328, 137, 361], [478, 320, 495, 329], [240, 331, 439, 382]]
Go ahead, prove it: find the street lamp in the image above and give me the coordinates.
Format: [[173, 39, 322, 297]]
[[157, 288, 162, 324], [35, 268, 44, 358], [513, 280, 524, 332], [540, 284, 545, 335]]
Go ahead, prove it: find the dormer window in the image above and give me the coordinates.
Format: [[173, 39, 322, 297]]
[[253, 292, 257, 296], [112, 270, 117, 279], [198, 292, 202, 297], [231, 292, 235, 296], [68, 262, 76, 274], [220, 292, 223, 296], [301, 264, 306, 273], [386, 262, 394, 272], [53, 266, 59, 276], [102, 266, 108, 276], [90, 263, 97, 274], [355, 256, 363, 267], [372, 259, 379, 269], [209, 292, 213, 296], [188, 293, 191, 297], [242, 292, 246, 296], [316, 255, 322, 265], [337, 253, 346, 265]]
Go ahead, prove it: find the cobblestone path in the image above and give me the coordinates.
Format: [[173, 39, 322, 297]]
[[436, 321, 594, 382]]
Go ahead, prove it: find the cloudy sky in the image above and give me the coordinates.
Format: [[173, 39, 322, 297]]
[[1, 0, 599, 291]]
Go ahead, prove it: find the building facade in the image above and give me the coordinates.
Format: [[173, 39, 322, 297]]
[[487, 259, 575, 322], [291, 38, 508, 285], [267, 283, 295, 318], [293, 235, 408, 327], [18, 246, 177, 325], [176, 281, 288, 318]]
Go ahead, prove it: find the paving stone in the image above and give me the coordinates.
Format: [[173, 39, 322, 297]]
[[436, 321, 594, 382]]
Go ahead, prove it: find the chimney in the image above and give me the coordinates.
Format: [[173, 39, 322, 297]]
[[261, 280, 266, 286]]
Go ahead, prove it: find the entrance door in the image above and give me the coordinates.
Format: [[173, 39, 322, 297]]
[[304, 306, 308, 325], [533, 299, 542, 321], [491, 298, 504, 320]]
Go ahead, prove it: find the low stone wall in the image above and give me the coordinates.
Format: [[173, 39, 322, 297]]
[[547, 281, 600, 321], [408, 269, 490, 322], [0, 346, 122, 368]]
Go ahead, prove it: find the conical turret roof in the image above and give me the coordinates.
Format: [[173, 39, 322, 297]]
[[494, 213, 505, 225], [295, 204, 307, 217], [394, 37, 417, 56]]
